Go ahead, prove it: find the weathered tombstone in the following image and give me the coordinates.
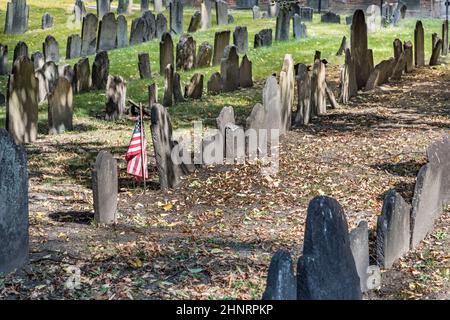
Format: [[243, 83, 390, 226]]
[[293, 14, 307, 40], [391, 51, 406, 80], [365, 58, 396, 90], [201, 0, 212, 30], [48, 78, 73, 134], [142, 10, 156, 42], [116, 15, 129, 48], [246, 103, 267, 157], [299, 6, 313, 21], [239, 55, 253, 88], [74, 57, 91, 93], [58, 64, 75, 93], [163, 64, 174, 107], [42, 61, 59, 96], [0, 129, 28, 273], [346, 15, 353, 25], [13, 41, 28, 62], [216, 0, 229, 25], [213, 30, 230, 65], [207, 72, 222, 95], [252, 5, 261, 19], [349, 221, 369, 293], [160, 32, 174, 74], [188, 11, 202, 33], [43, 35, 60, 63], [339, 49, 357, 104], [6, 56, 38, 144], [443, 21, 449, 56], [366, 5, 380, 33], [279, 54, 294, 133], [66, 34, 82, 59], [31, 52, 44, 70], [170, 0, 183, 34], [196, 42, 212, 68], [321, 11, 340, 23], [429, 39, 442, 66], [105, 75, 127, 120], [92, 51, 110, 90], [130, 17, 145, 45], [294, 63, 311, 126], [233, 26, 248, 54], [151, 103, 188, 189], [117, 0, 132, 14], [0, 45, 8, 75], [275, 7, 290, 41], [262, 250, 296, 300], [41, 13, 53, 30], [97, 0, 111, 18], [141, 0, 149, 12], [376, 190, 411, 269], [393, 38, 403, 61], [148, 83, 158, 107], [155, 13, 167, 39], [254, 29, 272, 48], [414, 21, 425, 67], [220, 45, 239, 92], [81, 13, 99, 56], [4, 0, 29, 34], [173, 72, 186, 103], [154, 0, 163, 13], [92, 151, 118, 225], [216, 106, 235, 138], [351, 10, 372, 90], [35, 70, 47, 103], [336, 35, 348, 56], [310, 59, 326, 117], [73, 0, 87, 23], [176, 34, 196, 71], [138, 53, 151, 79], [97, 12, 118, 51], [184, 73, 203, 99], [297, 196, 362, 300], [263, 76, 282, 131], [391, 5, 401, 27], [427, 136, 450, 206], [403, 41, 414, 73]]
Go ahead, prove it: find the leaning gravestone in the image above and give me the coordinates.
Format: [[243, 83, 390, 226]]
[[117, 15, 129, 48], [156, 13, 167, 39], [176, 34, 196, 71], [207, 72, 222, 95], [403, 41, 414, 73], [43, 35, 60, 63], [233, 26, 248, 54], [391, 51, 406, 80], [221, 46, 239, 92], [293, 63, 311, 126], [97, 0, 111, 18], [336, 35, 348, 56], [163, 64, 174, 107], [216, 0, 229, 25], [297, 196, 362, 300], [365, 58, 396, 90], [6, 56, 38, 144], [170, 0, 183, 34], [275, 7, 290, 42], [105, 75, 127, 120], [321, 11, 341, 23], [4, 0, 29, 34], [310, 59, 326, 117], [142, 10, 156, 42], [81, 13, 99, 56], [188, 11, 202, 33], [279, 54, 294, 134], [48, 78, 73, 134], [429, 39, 442, 66], [293, 14, 307, 40], [262, 250, 297, 300], [201, 0, 213, 30], [98, 12, 118, 51], [376, 189, 411, 269], [349, 220, 369, 293], [339, 48, 357, 104], [0, 129, 29, 274], [414, 21, 425, 67], [0, 45, 8, 75], [138, 53, 152, 79], [196, 42, 212, 68], [130, 17, 145, 45], [41, 13, 53, 30], [393, 38, 403, 61], [216, 106, 235, 137], [173, 72, 186, 103], [160, 32, 174, 74], [213, 30, 230, 65], [67, 34, 82, 59], [263, 76, 282, 132], [92, 151, 118, 225], [184, 73, 204, 99], [74, 57, 91, 93], [239, 55, 253, 88], [31, 52, 44, 70], [92, 51, 110, 90], [254, 29, 272, 48], [14, 41, 28, 62], [351, 10, 372, 90], [366, 5, 380, 33]]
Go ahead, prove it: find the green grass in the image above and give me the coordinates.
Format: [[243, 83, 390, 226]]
[[0, 0, 445, 130]]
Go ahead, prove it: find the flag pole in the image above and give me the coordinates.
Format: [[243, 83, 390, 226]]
[[139, 103, 147, 194]]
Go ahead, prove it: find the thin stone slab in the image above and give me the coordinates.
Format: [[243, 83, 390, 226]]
[[275, 7, 290, 41], [263, 76, 282, 132], [201, 0, 212, 30], [429, 39, 442, 66], [349, 220, 369, 293], [207, 72, 222, 95], [6, 56, 38, 144], [262, 250, 296, 300], [239, 55, 253, 88], [160, 32, 174, 74], [336, 35, 349, 56], [220, 45, 239, 92], [117, 0, 132, 14], [279, 54, 294, 133], [188, 11, 201, 33], [443, 21, 449, 56], [366, 5, 380, 33], [138, 53, 152, 79], [351, 10, 372, 90], [297, 196, 362, 300], [97, 12, 118, 51], [254, 29, 272, 48], [391, 51, 406, 80], [196, 42, 212, 68], [67, 34, 82, 59], [0, 44, 8, 75], [41, 13, 53, 30], [59, 64, 75, 93], [81, 13, 99, 56], [156, 13, 167, 39], [92, 151, 118, 225], [215, 0, 228, 26], [293, 14, 307, 40], [4, 0, 29, 34], [48, 78, 73, 134], [233, 26, 248, 54], [73, 0, 87, 23], [427, 136, 450, 206], [41, 61, 59, 98], [365, 58, 396, 90], [170, 0, 183, 34], [252, 6, 261, 19], [154, 0, 163, 13], [13, 41, 28, 63], [173, 72, 186, 103], [376, 190, 411, 269], [176, 34, 196, 71], [404, 41, 414, 73], [414, 21, 425, 67], [162, 63, 174, 107], [92, 51, 110, 90], [339, 48, 357, 104], [321, 11, 341, 23], [0, 129, 28, 274], [116, 15, 129, 48], [148, 83, 158, 107], [142, 10, 156, 42], [130, 17, 145, 45], [141, 0, 149, 12], [293, 63, 311, 126], [268, 2, 279, 18], [299, 6, 313, 21], [74, 57, 91, 94], [310, 59, 327, 117], [31, 52, 44, 70], [216, 106, 235, 137], [43, 35, 60, 63], [184, 73, 203, 99], [105, 75, 127, 120], [97, 0, 111, 18], [213, 30, 230, 66]]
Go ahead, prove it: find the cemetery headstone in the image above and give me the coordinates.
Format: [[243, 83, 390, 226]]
[[201, 0, 212, 30], [73, 0, 87, 23], [310, 59, 326, 116], [216, 0, 229, 25], [263, 76, 282, 132], [188, 11, 202, 33], [116, 15, 129, 48], [414, 21, 425, 67], [216, 106, 235, 137], [81, 13, 99, 56], [403, 41, 414, 73], [321, 11, 340, 23], [351, 10, 372, 90], [429, 39, 442, 66], [184, 73, 203, 99], [176, 34, 196, 71], [427, 136, 450, 206], [275, 7, 290, 41], [393, 38, 403, 61], [299, 6, 313, 21], [14, 41, 28, 62], [31, 52, 44, 70], [262, 250, 296, 300], [97, 12, 118, 51], [254, 29, 272, 48], [253, 6, 261, 19], [43, 35, 60, 63], [48, 78, 73, 134], [293, 14, 307, 40], [59, 64, 75, 92], [233, 26, 248, 54], [97, 0, 111, 18], [160, 32, 174, 74], [142, 10, 156, 42], [213, 30, 230, 65], [42, 61, 59, 96], [196, 42, 212, 68], [339, 48, 357, 104], [92, 51, 110, 90], [117, 0, 132, 14], [366, 5, 380, 33], [105, 75, 127, 120], [163, 64, 174, 107], [173, 72, 186, 103], [4, 0, 29, 34], [349, 221, 369, 293], [67, 34, 82, 59], [391, 51, 406, 80], [130, 17, 145, 45], [365, 58, 396, 90], [41, 13, 53, 30], [294, 63, 311, 126], [207, 72, 222, 95], [156, 13, 167, 39], [148, 83, 158, 107], [138, 53, 152, 79], [170, 0, 183, 34], [239, 55, 253, 88], [141, 0, 149, 12], [220, 45, 239, 92], [74, 57, 91, 93], [279, 54, 294, 133]]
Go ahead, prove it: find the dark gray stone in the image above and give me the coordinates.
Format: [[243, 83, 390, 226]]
[[156, 13, 167, 39], [117, 0, 132, 14], [429, 39, 442, 66], [427, 135, 450, 206], [92, 51, 110, 90], [176, 34, 196, 71], [92, 151, 118, 225], [297, 196, 362, 300], [391, 51, 406, 80], [365, 58, 396, 90], [142, 10, 156, 42], [293, 14, 307, 40], [117, 15, 128, 48], [294, 63, 311, 126], [349, 220, 369, 293], [254, 29, 272, 48], [321, 11, 341, 23], [239, 55, 253, 88], [42, 61, 59, 96], [310, 59, 326, 117], [74, 57, 91, 94], [351, 10, 372, 90], [220, 45, 239, 93], [140, 0, 149, 12], [196, 42, 212, 68], [173, 72, 186, 103], [160, 32, 174, 74], [105, 75, 127, 120], [188, 11, 201, 33], [227, 14, 234, 24], [346, 15, 353, 25], [4, 0, 29, 34], [13, 41, 28, 63], [233, 26, 248, 54], [0, 44, 8, 75], [262, 250, 296, 300], [97, 12, 117, 51], [130, 17, 145, 45], [81, 13, 99, 56], [148, 83, 158, 107], [393, 38, 403, 61], [162, 63, 174, 107], [43, 35, 59, 63], [0, 129, 28, 273], [48, 78, 73, 134], [207, 72, 222, 95], [96, 0, 111, 18], [213, 30, 230, 66], [336, 35, 348, 56], [215, 0, 228, 25], [216, 106, 235, 136], [31, 51, 44, 70], [275, 7, 290, 42], [66, 34, 82, 59], [404, 41, 414, 73], [138, 53, 152, 79], [41, 12, 53, 30], [414, 21, 424, 67], [170, 0, 183, 34], [443, 20, 449, 56], [184, 73, 203, 99]]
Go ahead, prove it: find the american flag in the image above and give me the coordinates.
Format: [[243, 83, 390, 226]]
[[125, 118, 148, 179]]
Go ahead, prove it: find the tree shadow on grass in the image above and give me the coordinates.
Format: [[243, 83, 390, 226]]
[[49, 210, 94, 225], [370, 160, 423, 178]]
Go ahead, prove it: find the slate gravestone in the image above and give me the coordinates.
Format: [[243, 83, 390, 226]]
[[393, 38, 403, 61], [6, 56, 38, 144], [43, 36, 60, 63], [73, 0, 87, 23], [0, 129, 28, 274], [233, 26, 248, 54], [170, 0, 183, 34], [349, 220, 369, 293], [429, 39, 442, 66], [31, 52, 44, 70], [163, 64, 174, 107], [176, 34, 196, 71], [403, 41, 413, 73], [116, 15, 128, 48], [293, 14, 307, 40], [253, 6, 261, 19], [81, 13, 99, 56], [14, 41, 28, 63], [293, 63, 311, 126], [213, 30, 230, 65], [143, 11, 156, 42], [148, 83, 158, 107], [188, 11, 202, 33], [59, 64, 75, 93], [184, 73, 203, 99], [201, 0, 213, 30], [414, 21, 424, 67], [262, 250, 296, 300], [366, 5, 380, 33], [0, 45, 8, 75], [130, 17, 145, 45], [427, 136, 450, 206], [216, 106, 235, 137], [98, 13, 118, 51], [48, 78, 73, 135], [42, 61, 59, 97], [92, 151, 118, 225], [263, 76, 282, 132], [196, 42, 212, 68], [105, 75, 127, 120], [138, 53, 152, 79], [151, 103, 188, 189], [443, 21, 449, 56], [221, 46, 239, 92], [141, 0, 149, 12], [160, 32, 174, 74], [275, 7, 290, 42], [117, 0, 132, 14], [351, 10, 372, 90], [336, 35, 348, 56], [299, 6, 313, 21], [92, 51, 110, 90], [156, 13, 167, 39], [216, 0, 229, 25], [173, 72, 186, 103], [254, 29, 272, 48], [297, 196, 362, 300], [207, 72, 222, 95], [66, 34, 82, 59], [310, 59, 326, 117], [279, 54, 294, 133], [346, 15, 353, 25], [154, 0, 163, 13], [365, 58, 396, 90], [4, 0, 29, 34], [339, 48, 357, 104], [74, 57, 91, 94], [41, 13, 53, 30], [239, 55, 253, 88], [376, 190, 411, 269], [321, 11, 340, 23], [97, 0, 111, 18], [391, 51, 406, 80]]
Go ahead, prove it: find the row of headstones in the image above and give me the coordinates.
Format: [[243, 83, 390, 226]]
[[94, 0, 166, 18], [253, 4, 313, 22]]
